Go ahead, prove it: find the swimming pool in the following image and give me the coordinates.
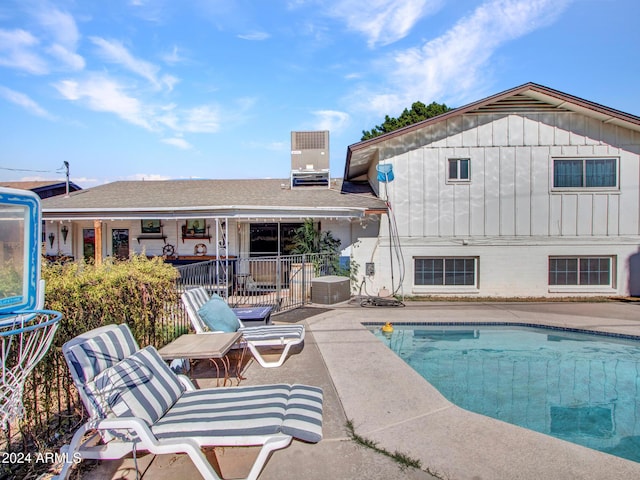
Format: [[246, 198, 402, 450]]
[[369, 323, 640, 463]]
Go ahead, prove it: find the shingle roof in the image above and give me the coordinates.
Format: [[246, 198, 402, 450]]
[[41, 178, 386, 220], [0, 180, 81, 191]]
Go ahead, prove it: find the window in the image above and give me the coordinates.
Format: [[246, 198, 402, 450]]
[[415, 258, 476, 286], [553, 158, 617, 188], [448, 158, 470, 181], [549, 257, 611, 286], [83, 228, 95, 262], [112, 229, 129, 260], [249, 223, 302, 257]]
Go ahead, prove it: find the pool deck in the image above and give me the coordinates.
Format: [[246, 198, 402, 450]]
[[85, 301, 640, 480]]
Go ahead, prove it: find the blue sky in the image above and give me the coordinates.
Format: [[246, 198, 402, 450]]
[[1, 0, 639, 188]]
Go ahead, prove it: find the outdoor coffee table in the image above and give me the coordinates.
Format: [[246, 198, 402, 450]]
[[158, 332, 246, 386]]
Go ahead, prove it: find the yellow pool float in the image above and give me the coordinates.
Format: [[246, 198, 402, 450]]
[[381, 322, 394, 333]]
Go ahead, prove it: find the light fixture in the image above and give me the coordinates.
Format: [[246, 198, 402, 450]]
[[61, 225, 69, 244], [48, 232, 55, 248]]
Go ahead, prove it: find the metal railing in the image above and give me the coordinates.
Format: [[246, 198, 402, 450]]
[[175, 253, 342, 311]]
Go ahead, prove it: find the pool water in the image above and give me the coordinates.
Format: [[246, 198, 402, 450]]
[[370, 324, 640, 463]]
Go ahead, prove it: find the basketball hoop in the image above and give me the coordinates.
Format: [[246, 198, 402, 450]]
[[0, 310, 62, 427]]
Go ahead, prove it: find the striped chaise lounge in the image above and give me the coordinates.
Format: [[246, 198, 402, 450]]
[[55, 324, 323, 480], [181, 287, 305, 368]]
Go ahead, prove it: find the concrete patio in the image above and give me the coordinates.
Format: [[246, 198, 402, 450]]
[[83, 300, 640, 480]]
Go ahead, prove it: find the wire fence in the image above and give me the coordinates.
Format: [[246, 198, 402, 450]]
[[0, 252, 345, 478], [175, 253, 343, 310], [0, 296, 190, 479]]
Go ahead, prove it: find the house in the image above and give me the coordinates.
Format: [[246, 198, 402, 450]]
[[40, 177, 385, 269], [0, 180, 82, 199], [344, 82, 640, 298]]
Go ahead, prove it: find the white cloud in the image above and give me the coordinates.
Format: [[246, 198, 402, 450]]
[[359, 0, 571, 114], [90, 37, 176, 90], [125, 173, 173, 181], [182, 106, 220, 133], [0, 28, 49, 74], [162, 45, 185, 65], [328, 0, 440, 47], [47, 44, 85, 71], [34, 6, 85, 71], [34, 6, 80, 50], [0, 85, 55, 119], [162, 137, 192, 149], [54, 74, 152, 129], [237, 31, 271, 41], [312, 109, 350, 133], [157, 103, 221, 134]]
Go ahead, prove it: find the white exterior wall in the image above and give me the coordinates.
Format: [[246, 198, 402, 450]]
[[359, 111, 640, 297]]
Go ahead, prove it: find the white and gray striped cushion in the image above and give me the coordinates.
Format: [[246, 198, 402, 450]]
[[282, 384, 323, 443], [67, 324, 139, 383], [152, 384, 323, 443], [239, 324, 304, 342], [88, 346, 185, 425], [181, 287, 210, 333], [182, 287, 304, 341]]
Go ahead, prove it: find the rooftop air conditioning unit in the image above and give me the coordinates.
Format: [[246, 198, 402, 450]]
[[291, 131, 330, 187]]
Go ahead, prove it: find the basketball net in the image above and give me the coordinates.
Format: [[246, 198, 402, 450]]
[[0, 310, 61, 427]]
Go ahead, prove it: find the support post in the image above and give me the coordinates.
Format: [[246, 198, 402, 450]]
[[93, 220, 103, 265]]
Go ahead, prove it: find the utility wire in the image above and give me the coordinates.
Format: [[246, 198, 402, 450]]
[[0, 166, 55, 173]]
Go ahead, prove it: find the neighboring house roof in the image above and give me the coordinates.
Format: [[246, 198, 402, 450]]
[[0, 180, 82, 199], [41, 178, 386, 220], [344, 82, 640, 181]]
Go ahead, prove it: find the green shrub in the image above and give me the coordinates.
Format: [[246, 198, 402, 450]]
[[42, 254, 179, 348], [1, 255, 181, 479]]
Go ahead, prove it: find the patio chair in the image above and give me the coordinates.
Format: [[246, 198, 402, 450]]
[[181, 287, 305, 368], [55, 324, 323, 480]]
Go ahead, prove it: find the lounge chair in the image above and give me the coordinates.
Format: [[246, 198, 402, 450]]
[[181, 287, 305, 368], [55, 323, 322, 480]]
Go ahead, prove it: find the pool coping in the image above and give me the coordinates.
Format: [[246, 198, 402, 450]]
[[306, 302, 640, 480], [362, 320, 640, 341]]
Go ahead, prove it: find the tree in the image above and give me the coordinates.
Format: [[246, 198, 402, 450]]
[[291, 219, 340, 255], [361, 101, 452, 141]]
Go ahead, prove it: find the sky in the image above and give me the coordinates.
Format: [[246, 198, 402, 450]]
[[1, 0, 639, 188]]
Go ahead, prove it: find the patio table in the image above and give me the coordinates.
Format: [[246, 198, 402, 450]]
[[158, 332, 246, 386]]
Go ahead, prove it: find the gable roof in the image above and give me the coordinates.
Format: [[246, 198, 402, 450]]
[[41, 178, 386, 220], [344, 82, 640, 181], [0, 180, 82, 198]]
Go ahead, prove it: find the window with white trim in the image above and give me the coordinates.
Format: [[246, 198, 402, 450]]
[[553, 158, 617, 188], [548, 257, 612, 286], [448, 158, 470, 181], [415, 257, 476, 286]]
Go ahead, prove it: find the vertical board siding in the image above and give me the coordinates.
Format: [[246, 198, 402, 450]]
[[499, 147, 516, 235], [439, 149, 455, 236], [530, 147, 550, 235], [408, 149, 424, 237], [424, 148, 440, 236], [396, 111, 638, 240], [515, 147, 532, 235], [561, 194, 578, 236], [577, 194, 593, 235], [470, 148, 486, 236], [619, 151, 640, 234], [592, 195, 609, 236], [391, 154, 410, 237], [484, 147, 501, 235]]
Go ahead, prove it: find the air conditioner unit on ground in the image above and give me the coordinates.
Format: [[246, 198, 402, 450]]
[[311, 276, 351, 304]]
